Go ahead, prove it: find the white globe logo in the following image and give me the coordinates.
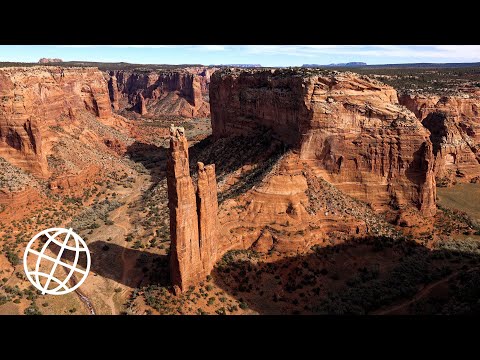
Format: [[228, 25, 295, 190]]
[[23, 228, 91, 295]]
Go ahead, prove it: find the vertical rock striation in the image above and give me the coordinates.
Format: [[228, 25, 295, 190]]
[[107, 69, 211, 118], [210, 68, 437, 217], [399, 93, 480, 184], [167, 126, 219, 292], [136, 93, 147, 115], [0, 66, 113, 177], [108, 75, 119, 110], [196, 162, 218, 272]]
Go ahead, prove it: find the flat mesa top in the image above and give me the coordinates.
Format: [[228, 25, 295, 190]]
[[215, 67, 342, 77], [0, 66, 99, 71], [213, 67, 389, 88]]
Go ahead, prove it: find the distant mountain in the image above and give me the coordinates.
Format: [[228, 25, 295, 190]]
[[303, 62, 367, 67], [355, 62, 480, 69], [303, 62, 480, 69], [328, 62, 367, 67], [38, 58, 63, 64], [215, 64, 262, 68]]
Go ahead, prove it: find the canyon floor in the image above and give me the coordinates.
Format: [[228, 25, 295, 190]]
[[0, 117, 256, 315]]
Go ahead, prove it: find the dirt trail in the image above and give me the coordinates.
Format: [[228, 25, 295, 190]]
[[372, 272, 459, 315], [66, 170, 152, 315], [91, 172, 152, 314], [372, 266, 480, 315], [108, 174, 150, 286]]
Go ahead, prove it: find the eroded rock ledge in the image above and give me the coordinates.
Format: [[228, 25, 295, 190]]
[[210, 68, 437, 217], [399, 93, 480, 185]]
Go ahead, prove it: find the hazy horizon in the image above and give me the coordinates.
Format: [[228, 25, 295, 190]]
[[2, 45, 480, 67]]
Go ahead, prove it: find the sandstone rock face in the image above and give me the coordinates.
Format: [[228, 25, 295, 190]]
[[136, 93, 147, 115], [0, 66, 113, 176], [210, 69, 436, 217], [48, 165, 100, 193], [108, 75, 119, 110], [252, 229, 274, 253], [167, 126, 200, 291], [399, 93, 480, 184], [107, 69, 211, 118], [0, 187, 41, 208], [196, 162, 219, 272], [216, 150, 378, 255], [167, 126, 218, 292]]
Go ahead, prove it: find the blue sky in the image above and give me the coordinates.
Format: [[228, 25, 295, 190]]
[[1, 45, 480, 66]]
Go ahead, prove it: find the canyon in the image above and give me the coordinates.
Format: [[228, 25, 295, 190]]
[[0, 66, 137, 204], [167, 68, 441, 288], [105, 67, 213, 119], [399, 93, 480, 185], [1, 63, 480, 315], [0, 66, 107, 176]]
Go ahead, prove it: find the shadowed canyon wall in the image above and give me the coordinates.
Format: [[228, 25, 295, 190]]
[[210, 69, 437, 217], [399, 93, 480, 184], [106, 68, 213, 118]]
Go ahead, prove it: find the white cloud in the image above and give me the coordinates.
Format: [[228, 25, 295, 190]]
[[239, 45, 480, 61], [58, 45, 225, 51], [57, 45, 173, 48], [194, 45, 225, 51], [53, 45, 480, 63]]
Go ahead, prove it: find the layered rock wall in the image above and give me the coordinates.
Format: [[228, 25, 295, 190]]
[[210, 69, 436, 216], [107, 69, 211, 118], [0, 66, 113, 176], [399, 93, 480, 184]]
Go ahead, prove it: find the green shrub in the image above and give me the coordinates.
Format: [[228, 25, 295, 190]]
[[24, 303, 42, 315], [239, 302, 248, 310]]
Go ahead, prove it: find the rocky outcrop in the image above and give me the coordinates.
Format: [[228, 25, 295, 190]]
[[0, 187, 42, 209], [48, 165, 101, 193], [399, 93, 480, 185], [167, 126, 218, 292], [136, 93, 147, 115], [252, 230, 274, 253], [103, 137, 126, 155], [107, 69, 211, 118], [196, 162, 219, 272], [210, 68, 437, 217], [108, 75, 119, 110], [0, 66, 113, 176], [38, 58, 63, 64], [398, 93, 440, 120]]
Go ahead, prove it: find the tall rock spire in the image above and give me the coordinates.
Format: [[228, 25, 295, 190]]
[[167, 125, 219, 292], [197, 162, 219, 272]]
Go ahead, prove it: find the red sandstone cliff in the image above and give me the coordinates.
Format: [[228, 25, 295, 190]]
[[108, 74, 120, 111], [197, 161, 219, 271], [107, 68, 211, 118], [0, 66, 113, 177], [167, 126, 218, 292], [399, 93, 480, 184], [210, 69, 437, 217]]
